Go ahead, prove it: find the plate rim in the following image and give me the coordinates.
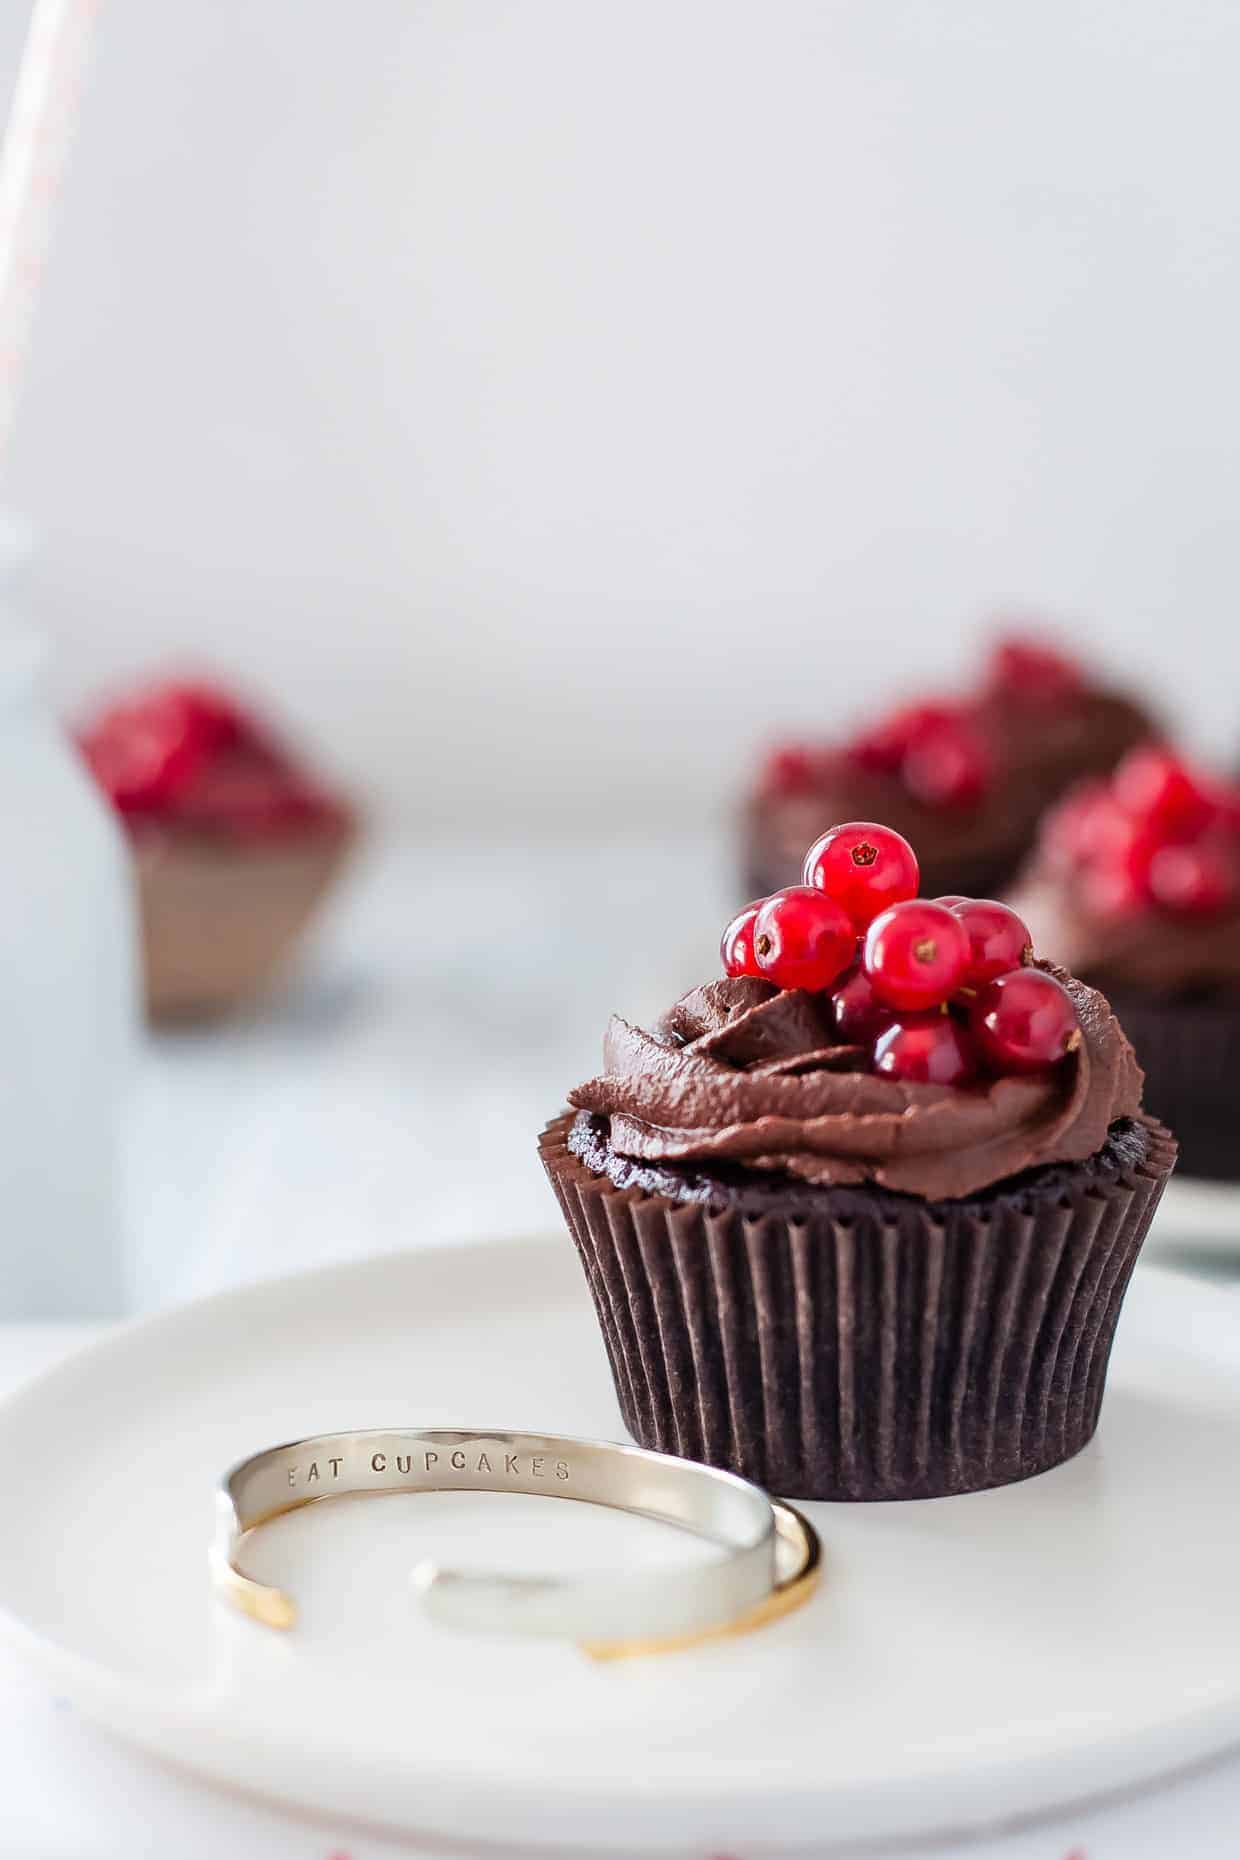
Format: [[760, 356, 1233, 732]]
[[2, 1238, 1240, 1854]]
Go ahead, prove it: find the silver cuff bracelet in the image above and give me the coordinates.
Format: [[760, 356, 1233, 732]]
[[212, 1427, 821, 1660]]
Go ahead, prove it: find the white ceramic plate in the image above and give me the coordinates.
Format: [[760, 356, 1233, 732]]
[[1148, 1176, 1240, 1262], [1, 1239, 1239, 1856]]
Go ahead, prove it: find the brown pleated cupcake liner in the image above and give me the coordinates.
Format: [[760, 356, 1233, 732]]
[[1106, 990, 1240, 1183], [540, 1113, 1177, 1501], [137, 817, 357, 1022]]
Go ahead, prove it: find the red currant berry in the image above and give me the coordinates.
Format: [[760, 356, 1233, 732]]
[[77, 693, 205, 815], [155, 681, 250, 755], [862, 900, 970, 1012], [1209, 782, 1240, 836], [1068, 791, 1160, 882], [1113, 745, 1217, 840], [801, 821, 919, 928], [1147, 841, 1236, 918], [1082, 854, 1152, 922], [932, 895, 969, 907], [752, 887, 856, 993], [760, 744, 821, 796], [901, 718, 989, 808], [830, 964, 895, 1044], [845, 702, 960, 774], [720, 899, 768, 978], [873, 1015, 976, 1086], [1051, 782, 1171, 922], [948, 898, 1033, 986], [971, 970, 1082, 1074], [1041, 780, 1108, 871], [986, 635, 1084, 704]]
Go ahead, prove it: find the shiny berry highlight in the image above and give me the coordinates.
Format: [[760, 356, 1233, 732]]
[[873, 1015, 976, 1086], [751, 888, 856, 994], [862, 900, 970, 1012], [720, 900, 767, 978], [802, 821, 919, 929], [971, 970, 1082, 1074], [949, 898, 1033, 986]]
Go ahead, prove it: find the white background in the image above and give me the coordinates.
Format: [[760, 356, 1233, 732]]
[[1, 0, 1238, 829]]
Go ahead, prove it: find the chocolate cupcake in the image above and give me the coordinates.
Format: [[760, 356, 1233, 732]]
[[1012, 745, 1240, 1182], [542, 821, 1175, 1501], [77, 679, 356, 1020], [743, 633, 1154, 902]]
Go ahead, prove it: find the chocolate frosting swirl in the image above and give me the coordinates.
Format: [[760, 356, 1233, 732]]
[[569, 965, 1144, 1202]]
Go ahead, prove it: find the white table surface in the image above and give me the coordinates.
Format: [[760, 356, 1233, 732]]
[[4, 834, 1240, 1857]]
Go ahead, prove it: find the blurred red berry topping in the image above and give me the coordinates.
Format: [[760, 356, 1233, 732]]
[[901, 713, 989, 808], [846, 701, 991, 810], [1111, 744, 1218, 841], [847, 702, 961, 776], [76, 678, 343, 842], [77, 689, 206, 815], [1041, 745, 1240, 923], [758, 743, 823, 796], [985, 634, 1085, 705], [752, 625, 1106, 819]]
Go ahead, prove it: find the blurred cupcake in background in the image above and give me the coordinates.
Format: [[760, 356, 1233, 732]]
[[78, 679, 356, 1021], [742, 631, 1155, 903], [1012, 744, 1240, 1181]]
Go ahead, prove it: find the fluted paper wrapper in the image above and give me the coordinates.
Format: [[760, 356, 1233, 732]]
[[1105, 990, 1239, 1183], [138, 819, 356, 1022], [541, 1113, 1176, 1501]]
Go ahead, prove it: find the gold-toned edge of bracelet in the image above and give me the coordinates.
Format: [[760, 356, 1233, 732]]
[[210, 1496, 822, 1659], [580, 1502, 822, 1661]]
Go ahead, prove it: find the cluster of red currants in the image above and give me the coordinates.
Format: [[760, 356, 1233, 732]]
[[721, 822, 1081, 1085], [77, 681, 342, 839], [760, 636, 1083, 811], [1044, 745, 1240, 922], [845, 702, 989, 810], [761, 702, 991, 811]]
